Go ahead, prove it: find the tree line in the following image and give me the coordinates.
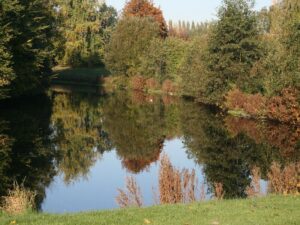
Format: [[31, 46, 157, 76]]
[[104, 0, 300, 125], [0, 0, 117, 99], [0, 0, 299, 124]]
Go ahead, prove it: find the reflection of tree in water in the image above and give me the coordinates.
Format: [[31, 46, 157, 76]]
[[0, 120, 13, 194], [181, 101, 291, 198], [51, 93, 112, 183], [225, 116, 300, 162], [0, 95, 56, 209], [103, 92, 166, 173]]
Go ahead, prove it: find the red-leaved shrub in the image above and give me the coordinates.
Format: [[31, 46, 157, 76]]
[[225, 88, 266, 117], [266, 88, 300, 125], [130, 75, 146, 91], [162, 79, 177, 94]]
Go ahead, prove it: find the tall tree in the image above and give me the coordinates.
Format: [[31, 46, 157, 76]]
[[207, 0, 262, 103], [55, 0, 117, 67], [123, 0, 168, 38], [104, 17, 160, 76], [0, 3, 14, 100], [261, 0, 300, 95], [0, 0, 56, 98]]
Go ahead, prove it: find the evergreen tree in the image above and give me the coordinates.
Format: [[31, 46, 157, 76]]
[[0, 0, 57, 98], [0, 1, 14, 99], [207, 0, 262, 103], [55, 0, 117, 67]]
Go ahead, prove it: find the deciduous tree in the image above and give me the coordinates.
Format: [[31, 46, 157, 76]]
[[123, 0, 168, 38]]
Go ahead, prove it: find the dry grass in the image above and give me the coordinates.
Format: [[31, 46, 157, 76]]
[[116, 176, 143, 208], [117, 154, 201, 208], [159, 154, 200, 204], [159, 154, 183, 204], [1, 183, 36, 215], [214, 183, 224, 200], [246, 166, 261, 198], [267, 162, 300, 195], [199, 182, 206, 201]]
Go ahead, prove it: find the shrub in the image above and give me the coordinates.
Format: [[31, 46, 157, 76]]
[[224, 88, 266, 117], [159, 154, 198, 204], [1, 183, 36, 215], [117, 154, 201, 207], [266, 88, 300, 125], [130, 75, 146, 91], [162, 79, 177, 94], [267, 162, 300, 195]]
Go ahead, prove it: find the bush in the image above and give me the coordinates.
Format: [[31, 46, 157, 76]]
[[266, 88, 300, 125], [224, 88, 266, 117], [162, 79, 177, 94], [1, 183, 36, 215], [130, 75, 146, 91]]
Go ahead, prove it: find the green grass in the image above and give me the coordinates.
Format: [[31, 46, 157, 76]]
[[51, 66, 110, 85], [227, 110, 251, 118], [1, 195, 299, 225]]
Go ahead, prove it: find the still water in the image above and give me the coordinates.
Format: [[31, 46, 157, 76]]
[[0, 84, 299, 213]]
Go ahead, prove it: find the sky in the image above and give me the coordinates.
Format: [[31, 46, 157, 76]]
[[106, 0, 272, 22]]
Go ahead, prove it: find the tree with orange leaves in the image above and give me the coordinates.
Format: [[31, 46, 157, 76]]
[[123, 0, 168, 38]]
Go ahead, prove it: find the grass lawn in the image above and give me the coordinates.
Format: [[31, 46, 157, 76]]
[[0, 195, 299, 225], [51, 66, 110, 85]]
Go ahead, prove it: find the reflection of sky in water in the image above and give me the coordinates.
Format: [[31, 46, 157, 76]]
[[42, 137, 268, 213], [42, 138, 205, 213]]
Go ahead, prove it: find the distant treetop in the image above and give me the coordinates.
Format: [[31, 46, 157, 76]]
[[123, 0, 168, 38]]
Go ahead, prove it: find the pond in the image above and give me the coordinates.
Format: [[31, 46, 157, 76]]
[[0, 84, 299, 213]]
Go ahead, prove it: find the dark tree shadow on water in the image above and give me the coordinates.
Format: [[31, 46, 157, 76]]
[[0, 95, 57, 210]]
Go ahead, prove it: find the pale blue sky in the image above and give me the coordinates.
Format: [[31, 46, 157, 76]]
[[106, 0, 272, 22]]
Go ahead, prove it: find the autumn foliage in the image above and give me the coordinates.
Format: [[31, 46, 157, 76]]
[[130, 75, 146, 91], [266, 88, 300, 125], [267, 162, 300, 195], [224, 88, 266, 117], [123, 0, 168, 37], [162, 79, 178, 94]]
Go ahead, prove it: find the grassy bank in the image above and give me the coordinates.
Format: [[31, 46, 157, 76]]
[[51, 66, 110, 85], [1, 196, 299, 225]]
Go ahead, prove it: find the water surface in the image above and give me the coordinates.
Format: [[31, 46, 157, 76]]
[[0, 85, 298, 213]]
